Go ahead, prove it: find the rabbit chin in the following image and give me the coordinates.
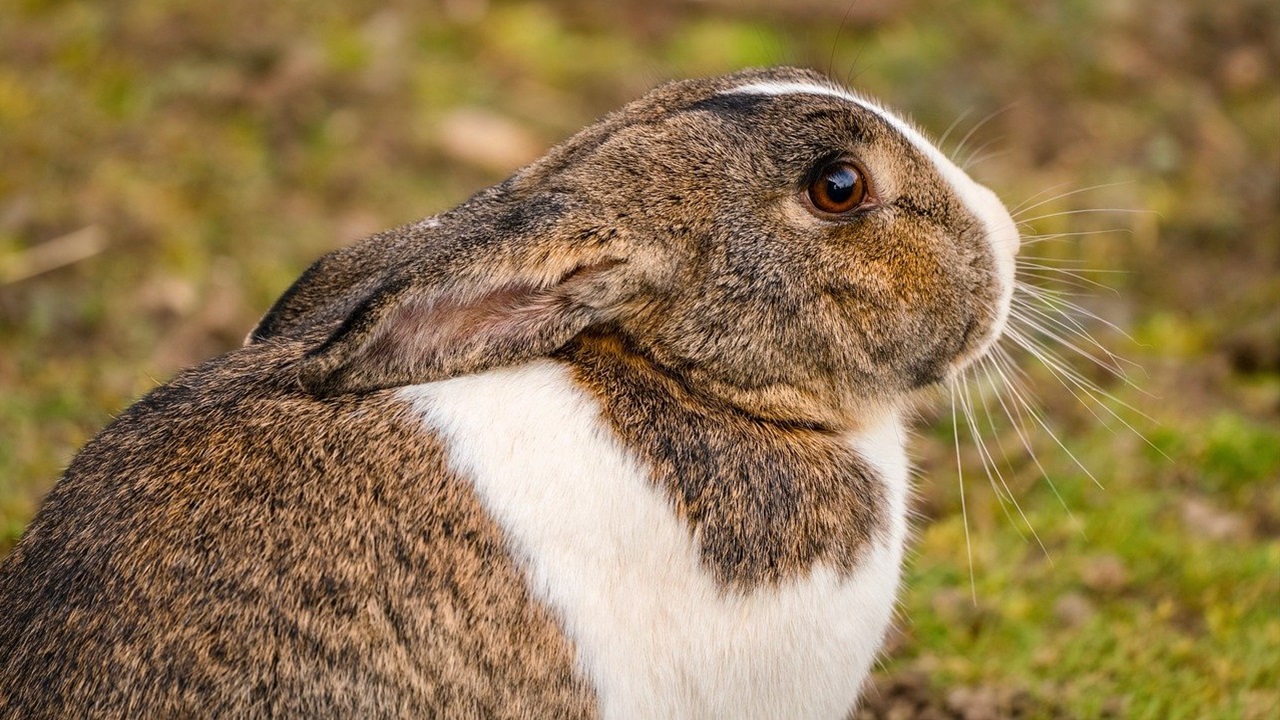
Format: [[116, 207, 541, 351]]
[[398, 360, 910, 719]]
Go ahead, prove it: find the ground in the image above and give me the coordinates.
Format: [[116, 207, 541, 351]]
[[1, 1, 1277, 718]]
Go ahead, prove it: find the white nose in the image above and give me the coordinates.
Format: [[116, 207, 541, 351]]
[[974, 183, 1021, 259]]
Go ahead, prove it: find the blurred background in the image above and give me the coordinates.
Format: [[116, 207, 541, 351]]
[[0, 0, 1276, 717]]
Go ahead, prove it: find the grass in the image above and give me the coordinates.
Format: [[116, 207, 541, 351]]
[[906, 367, 1280, 717], [2, 1, 1277, 717]]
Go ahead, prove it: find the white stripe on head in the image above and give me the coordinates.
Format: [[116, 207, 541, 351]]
[[723, 79, 1019, 355]]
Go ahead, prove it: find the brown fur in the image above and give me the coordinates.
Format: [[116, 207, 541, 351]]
[[561, 332, 885, 587], [0, 341, 594, 718], [0, 67, 1012, 716]]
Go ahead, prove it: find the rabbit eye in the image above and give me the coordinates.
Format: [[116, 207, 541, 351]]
[[807, 161, 871, 216]]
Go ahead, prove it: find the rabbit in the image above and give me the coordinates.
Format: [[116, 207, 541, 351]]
[[0, 66, 1019, 719]]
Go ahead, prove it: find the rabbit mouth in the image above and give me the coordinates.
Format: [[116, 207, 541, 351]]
[[941, 267, 1016, 381], [948, 313, 999, 377]]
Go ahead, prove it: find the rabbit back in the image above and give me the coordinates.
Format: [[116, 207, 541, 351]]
[[0, 339, 594, 718]]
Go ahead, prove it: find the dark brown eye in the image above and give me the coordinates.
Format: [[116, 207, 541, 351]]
[[807, 161, 870, 215]]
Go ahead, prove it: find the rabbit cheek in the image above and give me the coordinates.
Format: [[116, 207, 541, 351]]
[[866, 215, 1011, 386], [820, 236, 968, 393]]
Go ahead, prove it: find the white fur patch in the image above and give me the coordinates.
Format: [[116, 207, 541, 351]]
[[399, 361, 909, 719], [725, 80, 1019, 356]]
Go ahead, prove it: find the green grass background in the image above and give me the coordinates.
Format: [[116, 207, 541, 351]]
[[1, 1, 1276, 717]]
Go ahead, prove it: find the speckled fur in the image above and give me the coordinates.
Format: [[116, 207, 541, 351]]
[[0, 341, 594, 718], [0, 67, 1016, 718], [561, 332, 885, 587]]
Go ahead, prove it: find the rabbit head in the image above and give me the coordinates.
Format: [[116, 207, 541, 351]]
[[252, 66, 1018, 428]]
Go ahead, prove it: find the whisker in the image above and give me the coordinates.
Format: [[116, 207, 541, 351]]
[[1018, 261, 1128, 281], [1003, 304, 1126, 376], [1016, 207, 1151, 225], [949, 380, 979, 602], [1017, 268, 1118, 295], [964, 360, 1053, 562], [1008, 181, 1076, 216], [951, 103, 1014, 164], [1017, 281, 1147, 350], [1018, 254, 1132, 269], [937, 106, 977, 154], [958, 131, 1002, 168], [977, 356, 1070, 550], [985, 351, 1085, 537], [1008, 302, 1131, 380], [1011, 294, 1141, 376], [961, 148, 1009, 172], [1005, 324, 1122, 435], [1007, 315, 1151, 402], [1019, 253, 1118, 264], [1004, 328, 1169, 461], [982, 343, 1107, 490], [958, 371, 1028, 542], [1008, 181, 1133, 218], [1005, 322, 1121, 395], [826, 2, 858, 79], [1018, 230, 1132, 248]]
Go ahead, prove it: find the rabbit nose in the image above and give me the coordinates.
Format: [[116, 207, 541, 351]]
[[974, 183, 1020, 260]]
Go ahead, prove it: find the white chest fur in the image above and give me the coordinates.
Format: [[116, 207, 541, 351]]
[[399, 361, 910, 720]]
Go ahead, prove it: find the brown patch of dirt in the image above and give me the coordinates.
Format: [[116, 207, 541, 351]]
[[853, 670, 1077, 720]]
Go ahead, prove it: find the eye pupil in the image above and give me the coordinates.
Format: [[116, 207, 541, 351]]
[[825, 168, 857, 203], [808, 161, 869, 215]]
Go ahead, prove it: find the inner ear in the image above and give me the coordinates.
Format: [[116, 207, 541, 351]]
[[297, 260, 623, 396]]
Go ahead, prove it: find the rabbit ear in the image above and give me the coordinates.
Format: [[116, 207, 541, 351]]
[[295, 256, 628, 396]]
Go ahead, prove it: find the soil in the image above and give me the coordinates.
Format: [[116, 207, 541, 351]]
[[854, 670, 1081, 720]]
